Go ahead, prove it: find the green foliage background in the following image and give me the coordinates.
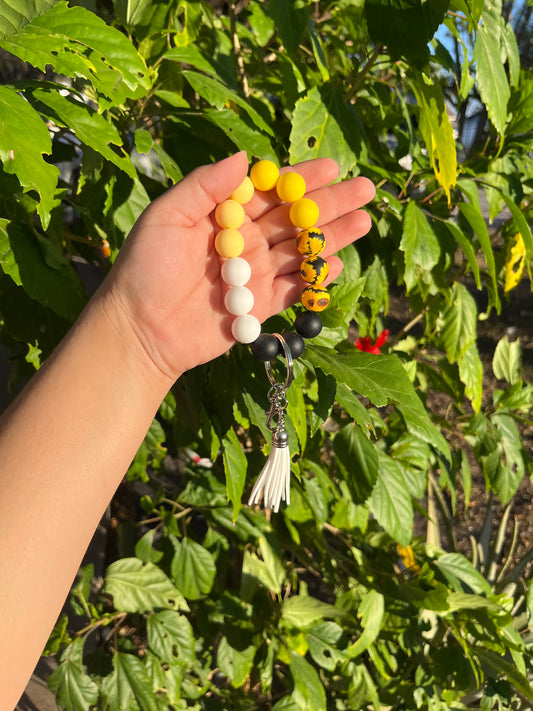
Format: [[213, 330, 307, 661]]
[[1, 0, 533, 708]]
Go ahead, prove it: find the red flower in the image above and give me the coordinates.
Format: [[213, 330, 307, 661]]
[[355, 329, 389, 354]]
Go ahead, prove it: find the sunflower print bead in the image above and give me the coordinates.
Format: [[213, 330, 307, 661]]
[[300, 256, 329, 284], [296, 228, 326, 257], [301, 285, 330, 312]]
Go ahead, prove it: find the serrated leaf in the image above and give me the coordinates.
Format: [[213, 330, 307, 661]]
[[289, 651, 327, 711], [282, 595, 341, 629], [411, 73, 457, 202], [104, 558, 189, 613], [30, 86, 136, 179], [444, 219, 481, 289], [204, 108, 277, 162], [306, 622, 345, 671], [346, 589, 384, 658], [473, 21, 510, 135], [439, 282, 477, 362], [289, 85, 357, 179], [0, 0, 58, 39], [491, 411, 525, 504], [434, 552, 492, 595], [306, 347, 449, 455], [333, 423, 379, 502], [170, 536, 216, 600], [112, 0, 151, 28], [48, 638, 99, 711], [217, 636, 256, 688], [493, 335, 522, 385], [0, 86, 59, 226], [0, 219, 87, 321], [101, 652, 161, 711], [223, 427, 247, 520], [146, 610, 195, 663], [400, 201, 441, 291], [267, 0, 309, 56], [458, 341, 483, 412], [163, 44, 218, 76], [367, 454, 413, 545]]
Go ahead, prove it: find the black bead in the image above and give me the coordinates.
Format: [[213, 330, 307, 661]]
[[278, 331, 305, 359], [294, 311, 323, 338], [250, 334, 279, 361]]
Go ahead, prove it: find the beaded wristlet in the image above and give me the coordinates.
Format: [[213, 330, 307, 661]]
[[214, 160, 331, 512]]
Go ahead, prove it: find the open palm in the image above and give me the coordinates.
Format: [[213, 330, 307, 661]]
[[107, 152, 375, 379]]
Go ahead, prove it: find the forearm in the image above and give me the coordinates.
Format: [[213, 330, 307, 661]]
[[0, 285, 174, 709]]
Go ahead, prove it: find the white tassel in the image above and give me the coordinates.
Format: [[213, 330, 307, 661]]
[[248, 429, 291, 512]]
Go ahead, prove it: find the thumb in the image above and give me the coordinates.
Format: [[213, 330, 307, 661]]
[[154, 152, 250, 226]]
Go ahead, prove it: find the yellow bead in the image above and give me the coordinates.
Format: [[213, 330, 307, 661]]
[[289, 198, 319, 229], [250, 160, 279, 191], [296, 228, 326, 256], [301, 256, 329, 284], [276, 172, 306, 202], [215, 228, 244, 258], [215, 200, 245, 229], [229, 177, 254, 204], [301, 285, 330, 312]]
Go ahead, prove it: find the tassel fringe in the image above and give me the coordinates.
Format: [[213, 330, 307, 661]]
[[248, 429, 291, 512]]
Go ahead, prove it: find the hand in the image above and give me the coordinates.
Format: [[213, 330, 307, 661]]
[[105, 152, 375, 380]]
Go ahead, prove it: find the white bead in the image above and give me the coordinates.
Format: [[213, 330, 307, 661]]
[[225, 286, 254, 316], [232, 314, 261, 343], [221, 257, 251, 286]]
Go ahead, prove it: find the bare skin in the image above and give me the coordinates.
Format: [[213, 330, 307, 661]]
[[0, 152, 375, 709]]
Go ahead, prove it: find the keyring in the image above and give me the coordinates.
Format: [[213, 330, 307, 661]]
[[264, 333, 294, 390]]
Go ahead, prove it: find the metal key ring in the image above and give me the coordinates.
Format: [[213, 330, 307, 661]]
[[264, 333, 294, 390]]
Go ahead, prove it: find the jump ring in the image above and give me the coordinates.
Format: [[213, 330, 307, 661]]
[[264, 333, 294, 390]]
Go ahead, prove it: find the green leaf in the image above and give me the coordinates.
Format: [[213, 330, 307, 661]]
[[134, 529, 164, 564], [146, 610, 194, 663], [281, 595, 341, 629], [434, 552, 492, 595], [104, 558, 189, 613], [307, 18, 329, 81], [473, 20, 510, 135], [365, 0, 449, 65], [333, 423, 379, 502], [306, 347, 449, 455], [0, 0, 58, 39], [267, 0, 309, 56], [400, 201, 441, 291], [182, 70, 273, 137], [0, 219, 87, 321], [498, 190, 533, 256], [336, 384, 376, 433], [439, 282, 477, 362], [48, 638, 99, 711], [346, 589, 384, 659], [1, 2, 151, 106], [101, 652, 161, 711], [367, 454, 413, 545], [170, 536, 216, 600], [473, 647, 533, 702], [443, 219, 481, 289], [411, 73, 457, 202], [491, 411, 526, 504], [0, 86, 59, 226], [306, 622, 345, 671], [222, 427, 247, 520], [493, 335, 522, 385], [289, 86, 357, 179], [163, 44, 219, 77], [30, 86, 136, 179], [216, 636, 257, 688], [289, 651, 327, 711], [204, 108, 277, 162], [458, 341, 483, 412], [112, 0, 151, 28]]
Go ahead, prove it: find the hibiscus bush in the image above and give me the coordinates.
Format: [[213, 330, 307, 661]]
[[1, 0, 533, 708]]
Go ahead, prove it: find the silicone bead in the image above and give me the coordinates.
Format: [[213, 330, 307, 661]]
[[289, 198, 319, 229], [221, 257, 251, 286], [224, 286, 254, 316], [215, 229, 244, 258], [215, 200, 245, 229], [250, 160, 279, 191], [278, 332, 305, 359], [296, 228, 326, 256], [294, 311, 323, 339], [229, 177, 254, 204], [276, 172, 306, 202], [232, 314, 262, 344], [250, 334, 279, 361], [301, 285, 330, 312], [301, 256, 329, 285]]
